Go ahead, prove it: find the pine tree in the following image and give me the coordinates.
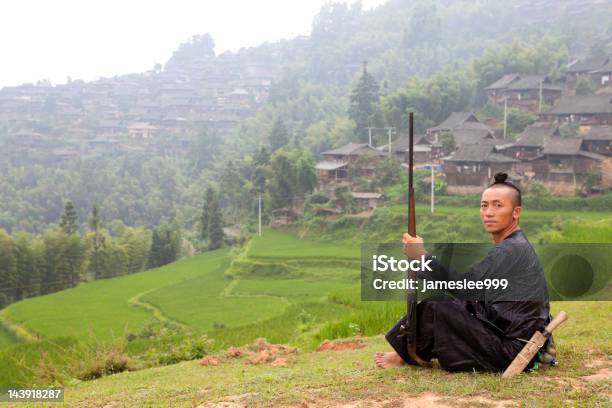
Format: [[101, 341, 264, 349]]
[[348, 61, 380, 142], [59, 200, 79, 235], [148, 224, 180, 268], [200, 187, 214, 240], [0, 230, 17, 307], [254, 146, 270, 167], [88, 206, 105, 279], [13, 233, 34, 300], [148, 229, 162, 268], [252, 147, 270, 194], [207, 194, 225, 250], [269, 117, 289, 151]]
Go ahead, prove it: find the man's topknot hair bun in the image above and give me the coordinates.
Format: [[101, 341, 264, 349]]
[[493, 172, 508, 183], [489, 172, 522, 206]]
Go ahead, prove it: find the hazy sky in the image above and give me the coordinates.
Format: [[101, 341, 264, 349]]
[[0, 0, 386, 88]]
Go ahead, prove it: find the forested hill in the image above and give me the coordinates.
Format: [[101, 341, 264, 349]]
[[243, 0, 612, 89], [0, 0, 611, 236]]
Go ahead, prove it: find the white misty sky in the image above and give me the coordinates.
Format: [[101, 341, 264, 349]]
[[0, 0, 386, 88]]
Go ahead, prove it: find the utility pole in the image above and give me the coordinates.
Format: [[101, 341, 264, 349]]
[[384, 127, 396, 158], [258, 194, 262, 237], [366, 127, 374, 146], [430, 164, 435, 214], [503, 96, 508, 140], [538, 80, 543, 113]]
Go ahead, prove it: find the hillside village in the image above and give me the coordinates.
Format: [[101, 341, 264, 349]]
[[315, 55, 612, 208], [0, 51, 277, 161], [1, 45, 612, 215]]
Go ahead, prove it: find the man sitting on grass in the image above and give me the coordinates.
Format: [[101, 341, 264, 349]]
[[375, 173, 556, 372]]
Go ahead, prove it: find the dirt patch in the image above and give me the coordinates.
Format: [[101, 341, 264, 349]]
[[199, 338, 297, 368], [196, 393, 257, 408], [225, 346, 242, 358], [271, 357, 288, 367], [549, 377, 585, 392], [317, 338, 366, 352], [245, 338, 297, 365], [199, 357, 221, 366], [196, 403, 246, 408], [584, 358, 610, 368], [281, 393, 518, 407], [582, 367, 612, 382]]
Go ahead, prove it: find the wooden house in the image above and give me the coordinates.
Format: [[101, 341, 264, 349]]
[[484, 74, 563, 111], [590, 59, 612, 87], [540, 95, 612, 125], [377, 134, 436, 164], [565, 56, 610, 89], [503, 125, 560, 160], [316, 143, 385, 192], [531, 136, 607, 185], [427, 112, 492, 141], [443, 144, 519, 193], [128, 122, 157, 139], [581, 126, 612, 156], [350, 192, 385, 210]]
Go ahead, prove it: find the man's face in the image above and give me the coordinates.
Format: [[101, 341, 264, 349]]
[[480, 186, 521, 233]]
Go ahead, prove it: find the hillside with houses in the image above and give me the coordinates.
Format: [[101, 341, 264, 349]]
[[0, 0, 611, 233], [314, 56, 612, 213]]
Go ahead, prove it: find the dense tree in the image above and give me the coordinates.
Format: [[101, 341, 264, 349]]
[[348, 61, 380, 141], [575, 75, 596, 95], [121, 227, 149, 274], [440, 132, 456, 155], [59, 201, 79, 235], [165, 33, 215, 70], [207, 194, 225, 251], [199, 187, 214, 241], [0, 230, 17, 307], [87, 206, 105, 279], [148, 224, 181, 268], [267, 149, 316, 209], [269, 117, 289, 151]]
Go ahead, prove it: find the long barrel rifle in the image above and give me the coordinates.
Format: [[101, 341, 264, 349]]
[[399, 112, 432, 368]]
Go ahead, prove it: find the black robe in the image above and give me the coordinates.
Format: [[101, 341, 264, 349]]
[[386, 229, 550, 372]]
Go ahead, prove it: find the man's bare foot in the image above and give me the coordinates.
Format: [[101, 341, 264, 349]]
[[374, 351, 406, 368]]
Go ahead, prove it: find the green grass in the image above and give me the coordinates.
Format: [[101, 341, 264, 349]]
[[1, 203, 610, 401], [2, 248, 231, 343], [0, 323, 20, 349], [247, 228, 360, 259], [19, 301, 609, 407], [141, 268, 290, 331]]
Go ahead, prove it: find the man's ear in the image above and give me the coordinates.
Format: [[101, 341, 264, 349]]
[[513, 206, 522, 220]]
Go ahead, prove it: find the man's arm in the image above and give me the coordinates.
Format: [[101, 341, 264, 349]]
[[403, 233, 504, 298]]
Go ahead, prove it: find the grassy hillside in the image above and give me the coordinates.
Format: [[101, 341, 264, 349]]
[[14, 301, 610, 407], [0, 208, 609, 395], [0, 248, 232, 344], [247, 228, 360, 259]]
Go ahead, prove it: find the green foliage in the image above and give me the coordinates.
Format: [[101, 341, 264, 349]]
[[303, 116, 357, 155], [269, 117, 289, 151], [165, 33, 215, 70], [348, 61, 380, 141], [207, 192, 225, 251], [439, 131, 456, 155], [128, 322, 214, 366], [472, 37, 569, 94], [506, 108, 537, 136], [380, 68, 475, 132], [0, 230, 18, 307], [575, 74, 596, 95], [148, 224, 181, 269], [59, 201, 78, 235], [267, 149, 316, 209]]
